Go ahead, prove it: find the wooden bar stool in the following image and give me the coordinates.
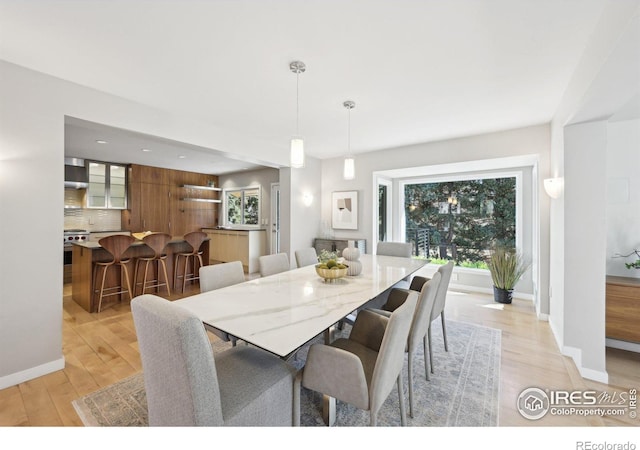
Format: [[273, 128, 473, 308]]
[[93, 234, 135, 313], [133, 233, 172, 297], [174, 231, 207, 293]]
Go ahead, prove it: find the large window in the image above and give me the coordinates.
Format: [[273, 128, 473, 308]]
[[224, 186, 260, 227], [404, 176, 517, 268]]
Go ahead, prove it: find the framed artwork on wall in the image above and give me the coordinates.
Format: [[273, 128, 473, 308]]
[[332, 190, 358, 230]]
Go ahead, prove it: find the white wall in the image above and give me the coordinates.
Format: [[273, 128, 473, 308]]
[[321, 124, 550, 309], [279, 157, 322, 268], [290, 156, 322, 263], [0, 61, 289, 388], [0, 63, 65, 388], [563, 121, 608, 380], [548, 0, 640, 382], [606, 119, 640, 278]]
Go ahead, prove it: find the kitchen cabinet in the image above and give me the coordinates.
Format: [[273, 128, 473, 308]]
[[204, 228, 266, 273], [606, 276, 640, 343], [124, 164, 219, 237], [86, 161, 128, 209], [314, 238, 366, 257]]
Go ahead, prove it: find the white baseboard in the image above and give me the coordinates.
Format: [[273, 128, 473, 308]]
[[0, 357, 65, 390], [562, 345, 609, 384], [606, 338, 640, 353]]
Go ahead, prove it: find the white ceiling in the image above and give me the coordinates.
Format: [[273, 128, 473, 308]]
[[0, 0, 610, 173]]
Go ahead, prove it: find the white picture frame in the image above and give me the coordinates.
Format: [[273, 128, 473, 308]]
[[332, 190, 358, 230]]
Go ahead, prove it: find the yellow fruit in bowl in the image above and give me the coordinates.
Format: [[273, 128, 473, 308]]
[[326, 260, 337, 268]]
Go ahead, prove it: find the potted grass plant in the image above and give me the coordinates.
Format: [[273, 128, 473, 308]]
[[487, 246, 530, 304]]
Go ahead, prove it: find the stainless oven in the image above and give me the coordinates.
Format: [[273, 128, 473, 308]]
[[64, 229, 89, 283]]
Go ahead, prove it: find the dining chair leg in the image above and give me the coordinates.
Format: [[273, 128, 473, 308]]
[[423, 334, 430, 381], [428, 325, 434, 374], [397, 374, 407, 426], [322, 394, 336, 426], [441, 312, 449, 352], [408, 349, 415, 418]]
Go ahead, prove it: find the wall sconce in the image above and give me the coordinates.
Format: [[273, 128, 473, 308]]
[[544, 178, 563, 199], [302, 192, 313, 207]]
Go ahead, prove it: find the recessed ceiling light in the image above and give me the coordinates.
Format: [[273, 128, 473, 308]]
[[95, 140, 107, 144], [178, 155, 186, 159], [141, 148, 151, 152]]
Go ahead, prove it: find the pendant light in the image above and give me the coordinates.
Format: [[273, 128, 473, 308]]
[[290, 61, 306, 168], [343, 100, 356, 180]]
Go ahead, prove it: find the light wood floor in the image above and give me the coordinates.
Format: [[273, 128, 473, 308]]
[[1, 283, 638, 427]]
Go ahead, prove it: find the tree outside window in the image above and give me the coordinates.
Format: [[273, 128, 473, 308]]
[[225, 187, 260, 226], [405, 177, 516, 267]]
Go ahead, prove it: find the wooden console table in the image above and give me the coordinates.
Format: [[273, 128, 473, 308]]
[[606, 275, 640, 343]]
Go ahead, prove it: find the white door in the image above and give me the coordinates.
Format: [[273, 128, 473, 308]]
[[270, 183, 280, 254]]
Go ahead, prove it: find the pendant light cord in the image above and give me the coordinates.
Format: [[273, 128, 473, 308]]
[[347, 106, 351, 156], [296, 71, 300, 136]]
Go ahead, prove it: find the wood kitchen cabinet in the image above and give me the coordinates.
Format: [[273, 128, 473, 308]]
[[123, 164, 219, 237]]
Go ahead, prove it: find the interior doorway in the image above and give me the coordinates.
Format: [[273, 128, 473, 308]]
[[270, 183, 280, 254]]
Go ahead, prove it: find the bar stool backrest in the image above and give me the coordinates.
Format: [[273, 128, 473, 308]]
[[98, 235, 136, 263], [143, 233, 172, 258], [183, 231, 207, 255]]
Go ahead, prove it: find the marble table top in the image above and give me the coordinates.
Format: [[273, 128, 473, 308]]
[[174, 254, 427, 358]]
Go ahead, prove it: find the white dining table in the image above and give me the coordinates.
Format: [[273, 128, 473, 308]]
[[174, 254, 427, 359], [174, 253, 427, 425]]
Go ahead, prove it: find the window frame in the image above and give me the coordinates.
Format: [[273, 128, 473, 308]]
[[222, 185, 261, 228], [398, 169, 524, 262]]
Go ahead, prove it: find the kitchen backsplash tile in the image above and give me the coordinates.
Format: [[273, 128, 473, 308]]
[[64, 208, 122, 232]]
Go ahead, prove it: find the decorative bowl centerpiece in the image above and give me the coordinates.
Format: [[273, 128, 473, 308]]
[[315, 259, 348, 282]]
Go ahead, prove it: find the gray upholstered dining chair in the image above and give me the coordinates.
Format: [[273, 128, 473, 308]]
[[301, 289, 418, 426], [199, 261, 246, 345], [376, 241, 413, 258], [131, 294, 300, 426], [366, 241, 414, 310], [258, 252, 290, 277], [371, 271, 442, 417], [199, 261, 246, 292], [409, 261, 454, 375], [294, 247, 318, 268]]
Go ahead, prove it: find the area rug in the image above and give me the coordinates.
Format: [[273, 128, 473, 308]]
[[72, 319, 501, 427]]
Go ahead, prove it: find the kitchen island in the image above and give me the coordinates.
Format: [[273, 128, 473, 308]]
[[71, 236, 209, 313], [203, 227, 266, 273]]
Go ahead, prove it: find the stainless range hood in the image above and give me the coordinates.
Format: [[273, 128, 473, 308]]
[[64, 157, 88, 189]]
